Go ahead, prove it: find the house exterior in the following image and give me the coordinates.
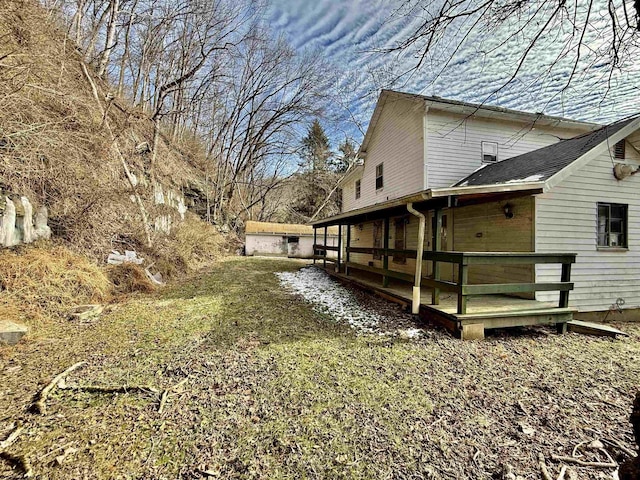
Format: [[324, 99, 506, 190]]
[[312, 90, 640, 337], [245, 221, 338, 258]]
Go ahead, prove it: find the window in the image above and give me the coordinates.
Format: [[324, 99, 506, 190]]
[[355, 179, 361, 199], [287, 236, 299, 244], [375, 163, 384, 190], [597, 203, 628, 248], [373, 220, 383, 260], [614, 140, 626, 159], [393, 217, 407, 264], [481, 141, 498, 163]]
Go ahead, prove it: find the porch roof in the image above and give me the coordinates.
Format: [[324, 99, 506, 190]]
[[311, 183, 544, 227]]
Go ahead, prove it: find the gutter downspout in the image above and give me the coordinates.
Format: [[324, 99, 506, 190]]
[[406, 202, 425, 314]]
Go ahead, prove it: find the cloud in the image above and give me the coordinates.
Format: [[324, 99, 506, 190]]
[[267, 0, 640, 143]]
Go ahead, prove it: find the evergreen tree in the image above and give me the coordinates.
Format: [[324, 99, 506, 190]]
[[300, 119, 332, 172]]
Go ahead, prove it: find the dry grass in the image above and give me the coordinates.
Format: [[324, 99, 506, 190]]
[[106, 263, 156, 295], [0, 258, 638, 479], [0, 0, 210, 260], [0, 243, 111, 325]]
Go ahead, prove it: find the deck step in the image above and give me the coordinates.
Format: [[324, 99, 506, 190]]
[[567, 320, 628, 337]]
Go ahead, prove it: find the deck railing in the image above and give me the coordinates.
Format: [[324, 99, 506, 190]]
[[314, 245, 576, 315]]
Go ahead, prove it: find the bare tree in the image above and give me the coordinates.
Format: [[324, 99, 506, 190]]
[[383, 0, 640, 102]]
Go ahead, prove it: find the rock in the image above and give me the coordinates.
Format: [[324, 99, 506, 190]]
[[107, 250, 144, 265], [0, 321, 28, 345], [18, 196, 34, 243], [587, 439, 604, 450], [1, 197, 17, 247], [135, 142, 150, 154], [68, 304, 104, 322], [517, 422, 535, 436], [34, 205, 51, 240]]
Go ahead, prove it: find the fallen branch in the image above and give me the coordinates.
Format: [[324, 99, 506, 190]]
[[0, 451, 34, 477], [556, 465, 566, 480], [539, 453, 554, 480], [550, 454, 617, 468], [0, 424, 23, 451], [31, 362, 87, 414], [158, 390, 169, 414], [61, 385, 160, 395], [158, 378, 188, 414], [517, 400, 529, 416], [600, 437, 637, 459]]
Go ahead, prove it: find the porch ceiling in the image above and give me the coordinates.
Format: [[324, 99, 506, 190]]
[[311, 186, 543, 228]]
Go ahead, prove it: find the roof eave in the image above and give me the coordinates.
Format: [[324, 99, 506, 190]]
[[431, 182, 546, 197]]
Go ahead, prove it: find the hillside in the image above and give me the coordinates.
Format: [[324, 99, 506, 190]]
[[0, 0, 213, 259]]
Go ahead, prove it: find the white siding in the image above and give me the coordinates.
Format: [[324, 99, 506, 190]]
[[246, 234, 338, 258], [426, 111, 590, 188], [535, 139, 640, 312], [351, 97, 424, 210], [341, 172, 362, 213]]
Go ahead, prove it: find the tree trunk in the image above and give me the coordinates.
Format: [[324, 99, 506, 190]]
[[97, 0, 120, 78]]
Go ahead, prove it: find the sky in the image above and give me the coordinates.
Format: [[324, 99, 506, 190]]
[[266, 0, 640, 145]]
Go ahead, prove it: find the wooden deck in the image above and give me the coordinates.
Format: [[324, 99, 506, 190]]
[[320, 266, 575, 339]]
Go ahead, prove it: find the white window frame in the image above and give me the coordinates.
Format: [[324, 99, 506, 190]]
[[597, 202, 628, 249], [375, 163, 384, 190], [481, 141, 499, 163]]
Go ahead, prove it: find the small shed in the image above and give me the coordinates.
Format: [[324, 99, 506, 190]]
[[245, 221, 339, 258]]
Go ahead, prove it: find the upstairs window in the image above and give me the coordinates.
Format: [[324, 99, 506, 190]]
[[614, 140, 626, 159], [597, 202, 628, 248], [481, 141, 498, 163], [355, 179, 361, 199], [375, 163, 384, 190]]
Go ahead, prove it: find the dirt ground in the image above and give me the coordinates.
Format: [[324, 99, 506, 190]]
[[1, 257, 638, 479]]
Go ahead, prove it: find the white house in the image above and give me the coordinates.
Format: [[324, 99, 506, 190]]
[[245, 221, 338, 258], [312, 90, 640, 338]]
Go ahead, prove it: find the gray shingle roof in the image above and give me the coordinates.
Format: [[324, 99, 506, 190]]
[[453, 116, 638, 187]]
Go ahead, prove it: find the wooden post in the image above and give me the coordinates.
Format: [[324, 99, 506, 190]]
[[313, 227, 317, 264], [336, 224, 342, 273], [557, 261, 571, 334], [431, 209, 442, 305], [382, 217, 390, 287], [323, 226, 327, 269], [345, 224, 351, 275], [559, 262, 572, 308], [457, 261, 468, 314]]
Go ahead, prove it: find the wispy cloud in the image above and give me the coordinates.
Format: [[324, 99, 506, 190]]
[[268, 0, 640, 142]]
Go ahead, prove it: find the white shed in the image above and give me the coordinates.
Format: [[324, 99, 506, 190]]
[[245, 221, 339, 258]]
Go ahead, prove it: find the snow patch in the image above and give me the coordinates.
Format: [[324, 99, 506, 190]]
[[276, 267, 425, 338], [504, 174, 544, 184]]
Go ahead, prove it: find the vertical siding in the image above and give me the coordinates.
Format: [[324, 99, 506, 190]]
[[353, 97, 424, 210], [535, 143, 640, 311], [426, 111, 590, 188], [453, 197, 534, 294]]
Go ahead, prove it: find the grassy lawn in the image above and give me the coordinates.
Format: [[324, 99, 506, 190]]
[[1, 257, 639, 479]]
